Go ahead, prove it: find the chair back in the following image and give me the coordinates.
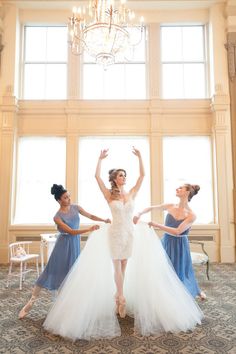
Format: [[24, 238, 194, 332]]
[[9, 241, 32, 258]]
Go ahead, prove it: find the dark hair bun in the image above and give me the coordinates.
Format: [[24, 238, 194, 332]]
[[51, 184, 66, 200], [51, 184, 63, 195], [192, 185, 200, 195]]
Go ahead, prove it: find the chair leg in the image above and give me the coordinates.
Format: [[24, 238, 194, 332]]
[[19, 262, 23, 290], [6, 262, 13, 288], [23, 262, 27, 282], [36, 258, 39, 277], [206, 261, 210, 280]]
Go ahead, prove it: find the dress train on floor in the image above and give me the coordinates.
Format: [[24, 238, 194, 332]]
[[43, 223, 203, 340]]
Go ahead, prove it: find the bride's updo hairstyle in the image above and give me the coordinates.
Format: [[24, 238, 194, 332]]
[[184, 184, 200, 202], [51, 184, 67, 201], [109, 169, 126, 200]]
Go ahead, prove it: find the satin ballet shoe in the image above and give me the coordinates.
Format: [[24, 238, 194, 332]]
[[115, 295, 119, 315], [18, 295, 37, 319], [118, 296, 126, 318]]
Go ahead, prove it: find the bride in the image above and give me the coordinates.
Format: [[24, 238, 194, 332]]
[[43, 148, 203, 340]]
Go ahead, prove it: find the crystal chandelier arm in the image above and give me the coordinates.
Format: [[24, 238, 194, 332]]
[[68, 0, 145, 65]]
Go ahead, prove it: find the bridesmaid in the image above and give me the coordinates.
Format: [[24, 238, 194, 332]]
[[133, 184, 206, 300], [19, 184, 111, 319]]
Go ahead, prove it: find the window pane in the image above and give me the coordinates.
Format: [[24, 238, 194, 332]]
[[47, 27, 68, 62], [184, 63, 205, 98], [78, 137, 150, 223], [83, 64, 104, 99], [23, 26, 67, 99], [161, 25, 207, 99], [163, 136, 214, 224], [125, 64, 146, 99], [183, 26, 204, 61], [14, 137, 66, 224], [104, 64, 124, 99], [161, 27, 182, 61], [25, 27, 47, 62], [82, 27, 146, 99], [124, 27, 146, 61], [162, 63, 184, 98], [24, 64, 46, 99], [24, 64, 67, 99], [45, 64, 67, 99]]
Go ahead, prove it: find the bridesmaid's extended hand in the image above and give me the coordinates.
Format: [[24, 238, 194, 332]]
[[133, 215, 140, 224], [99, 149, 109, 160], [104, 218, 111, 223], [148, 221, 155, 228]]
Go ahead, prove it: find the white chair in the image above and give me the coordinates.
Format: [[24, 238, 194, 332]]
[[40, 233, 58, 272], [190, 241, 210, 280], [6, 241, 40, 290]]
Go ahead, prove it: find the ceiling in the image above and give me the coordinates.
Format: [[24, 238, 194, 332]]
[[0, 0, 227, 11]]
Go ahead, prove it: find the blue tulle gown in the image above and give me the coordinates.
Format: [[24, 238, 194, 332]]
[[161, 213, 201, 297], [36, 204, 80, 291]]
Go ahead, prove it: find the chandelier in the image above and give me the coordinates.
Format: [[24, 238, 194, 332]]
[[68, 0, 144, 66]]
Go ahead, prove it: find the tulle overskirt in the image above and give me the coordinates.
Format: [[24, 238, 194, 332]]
[[43, 223, 203, 340]]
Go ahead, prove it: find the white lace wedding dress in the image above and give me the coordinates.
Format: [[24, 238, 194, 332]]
[[43, 199, 203, 340]]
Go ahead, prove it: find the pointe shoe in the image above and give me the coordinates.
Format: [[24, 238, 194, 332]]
[[199, 291, 207, 301], [18, 295, 37, 319], [115, 295, 119, 315], [118, 296, 126, 318]]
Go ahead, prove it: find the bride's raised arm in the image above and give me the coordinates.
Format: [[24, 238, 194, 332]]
[[95, 149, 111, 202], [129, 147, 145, 198]]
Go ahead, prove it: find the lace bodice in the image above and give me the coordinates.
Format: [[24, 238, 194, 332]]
[[107, 199, 134, 259], [109, 199, 134, 228]]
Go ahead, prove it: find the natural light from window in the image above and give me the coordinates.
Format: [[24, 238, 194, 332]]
[[161, 25, 206, 99], [13, 137, 66, 224], [163, 136, 214, 224], [83, 28, 146, 99], [23, 26, 67, 99]]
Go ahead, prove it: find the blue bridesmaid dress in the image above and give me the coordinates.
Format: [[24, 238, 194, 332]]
[[161, 213, 201, 297], [36, 204, 80, 291]]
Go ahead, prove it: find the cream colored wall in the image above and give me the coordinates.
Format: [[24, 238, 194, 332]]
[[0, 1, 235, 264], [226, 0, 236, 264]]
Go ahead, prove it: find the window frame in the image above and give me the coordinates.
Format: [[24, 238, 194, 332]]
[[13, 136, 66, 225], [160, 24, 208, 99], [162, 135, 215, 224], [81, 27, 147, 100], [21, 24, 68, 100]]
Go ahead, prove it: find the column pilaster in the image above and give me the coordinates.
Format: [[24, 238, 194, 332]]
[[211, 90, 235, 262], [0, 88, 18, 262]]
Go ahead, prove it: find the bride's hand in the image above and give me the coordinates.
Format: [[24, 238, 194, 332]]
[[90, 225, 100, 231], [99, 149, 109, 160], [132, 146, 141, 158], [133, 215, 140, 224]]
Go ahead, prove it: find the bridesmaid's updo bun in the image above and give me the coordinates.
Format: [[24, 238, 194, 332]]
[[109, 168, 126, 200], [51, 184, 67, 201], [184, 184, 200, 202]]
